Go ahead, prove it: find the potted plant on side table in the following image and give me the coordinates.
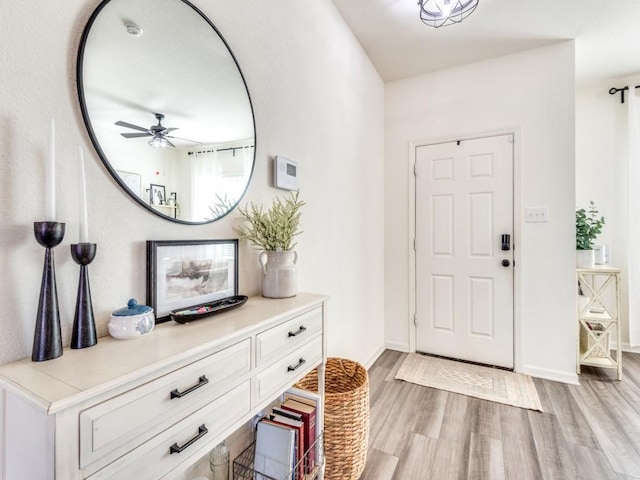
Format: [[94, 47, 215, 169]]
[[236, 191, 305, 298], [576, 201, 605, 268]]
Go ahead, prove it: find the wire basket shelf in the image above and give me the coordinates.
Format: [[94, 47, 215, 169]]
[[233, 432, 324, 480]]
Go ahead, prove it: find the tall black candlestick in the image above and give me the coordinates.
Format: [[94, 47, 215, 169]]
[[33, 221, 65, 362], [70, 243, 97, 349]]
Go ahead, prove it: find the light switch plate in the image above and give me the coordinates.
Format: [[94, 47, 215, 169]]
[[525, 207, 549, 223]]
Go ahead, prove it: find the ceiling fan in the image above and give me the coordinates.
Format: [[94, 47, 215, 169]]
[[114, 113, 202, 148]]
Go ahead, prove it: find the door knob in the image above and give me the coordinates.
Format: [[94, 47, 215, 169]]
[[502, 259, 510, 267]]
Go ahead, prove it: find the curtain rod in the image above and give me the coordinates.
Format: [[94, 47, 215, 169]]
[[187, 145, 254, 156], [609, 85, 640, 104]]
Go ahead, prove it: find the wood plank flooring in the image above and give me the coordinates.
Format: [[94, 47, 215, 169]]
[[360, 350, 640, 480]]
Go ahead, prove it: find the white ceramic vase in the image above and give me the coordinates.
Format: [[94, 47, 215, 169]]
[[576, 249, 595, 268], [259, 250, 297, 298], [593, 244, 610, 265]]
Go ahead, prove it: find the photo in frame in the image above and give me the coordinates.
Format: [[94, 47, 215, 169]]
[[149, 183, 166, 205], [147, 239, 239, 323], [116, 170, 142, 198]]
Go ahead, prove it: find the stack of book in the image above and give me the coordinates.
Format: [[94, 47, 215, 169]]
[[253, 387, 322, 480]]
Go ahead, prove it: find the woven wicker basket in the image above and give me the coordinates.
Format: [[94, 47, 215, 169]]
[[295, 358, 369, 480], [580, 326, 611, 357]]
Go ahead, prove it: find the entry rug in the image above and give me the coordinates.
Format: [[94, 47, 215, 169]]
[[395, 353, 543, 411]]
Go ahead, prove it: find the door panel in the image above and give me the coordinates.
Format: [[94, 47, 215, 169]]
[[469, 192, 493, 256], [469, 276, 493, 336], [415, 135, 514, 368], [432, 275, 454, 331], [433, 195, 454, 255]]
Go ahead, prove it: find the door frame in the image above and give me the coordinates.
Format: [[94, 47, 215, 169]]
[[407, 128, 524, 373]]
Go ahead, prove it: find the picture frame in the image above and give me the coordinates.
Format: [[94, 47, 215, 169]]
[[150, 183, 166, 205], [146, 239, 239, 323], [116, 170, 142, 198]]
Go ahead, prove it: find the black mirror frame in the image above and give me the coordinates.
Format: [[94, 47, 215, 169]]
[[76, 0, 257, 224]]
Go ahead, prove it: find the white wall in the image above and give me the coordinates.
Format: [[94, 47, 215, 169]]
[[0, 1, 385, 368], [576, 76, 640, 351], [384, 42, 577, 383]]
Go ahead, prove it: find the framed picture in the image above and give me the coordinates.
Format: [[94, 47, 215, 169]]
[[116, 170, 142, 198], [147, 239, 238, 323], [150, 184, 166, 205]]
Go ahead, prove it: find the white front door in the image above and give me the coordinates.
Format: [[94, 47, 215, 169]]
[[415, 134, 514, 368]]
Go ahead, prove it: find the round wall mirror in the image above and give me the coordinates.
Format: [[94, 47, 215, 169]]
[[77, 0, 255, 224]]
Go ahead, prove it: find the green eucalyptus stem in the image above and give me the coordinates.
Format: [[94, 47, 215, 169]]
[[576, 201, 605, 250], [236, 191, 305, 251]]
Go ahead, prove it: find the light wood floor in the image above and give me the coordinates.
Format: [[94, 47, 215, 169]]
[[359, 350, 640, 480]]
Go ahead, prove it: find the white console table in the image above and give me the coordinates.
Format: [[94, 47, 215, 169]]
[[0, 293, 328, 480]]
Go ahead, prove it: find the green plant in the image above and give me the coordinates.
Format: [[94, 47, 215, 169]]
[[208, 193, 236, 220], [236, 191, 305, 250], [576, 201, 605, 250]]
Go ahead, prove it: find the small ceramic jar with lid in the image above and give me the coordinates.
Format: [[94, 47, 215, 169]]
[[109, 298, 155, 340]]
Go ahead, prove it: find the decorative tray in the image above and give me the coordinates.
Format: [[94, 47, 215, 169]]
[[170, 295, 248, 324]]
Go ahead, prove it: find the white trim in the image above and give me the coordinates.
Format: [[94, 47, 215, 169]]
[[363, 344, 387, 369], [385, 341, 411, 353], [408, 128, 523, 371], [512, 128, 523, 374], [523, 365, 579, 385], [618, 342, 640, 354], [408, 142, 417, 354], [1, 388, 4, 480], [608, 340, 640, 353]]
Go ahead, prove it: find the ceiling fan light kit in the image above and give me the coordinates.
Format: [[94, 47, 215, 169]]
[[418, 0, 479, 28], [115, 113, 180, 148], [148, 136, 169, 149]]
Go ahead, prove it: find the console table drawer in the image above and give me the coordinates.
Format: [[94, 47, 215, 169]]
[[255, 307, 322, 367], [80, 338, 251, 470], [254, 336, 322, 406], [89, 380, 251, 480]]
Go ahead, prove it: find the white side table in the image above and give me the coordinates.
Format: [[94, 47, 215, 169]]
[[576, 266, 622, 380]]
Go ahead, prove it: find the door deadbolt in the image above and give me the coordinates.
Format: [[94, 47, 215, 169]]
[[501, 234, 511, 251]]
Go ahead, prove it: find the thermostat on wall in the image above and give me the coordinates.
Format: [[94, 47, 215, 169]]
[[273, 155, 299, 190]]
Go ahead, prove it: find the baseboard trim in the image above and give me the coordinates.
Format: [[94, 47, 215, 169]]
[[523, 365, 579, 385], [0, 388, 4, 479], [619, 343, 640, 354], [363, 344, 387, 369], [385, 342, 410, 353]]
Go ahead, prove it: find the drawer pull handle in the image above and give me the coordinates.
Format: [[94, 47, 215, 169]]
[[170, 375, 209, 399], [169, 424, 208, 454], [288, 325, 307, 337], [287, 357, 306, 372]]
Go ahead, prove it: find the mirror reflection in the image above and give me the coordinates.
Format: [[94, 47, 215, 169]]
[[78, 0, 255, 223]]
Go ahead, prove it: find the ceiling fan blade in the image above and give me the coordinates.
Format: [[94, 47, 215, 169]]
[[121, 132, 151, 138], [115, 120, 149, 132], [166, 139, 177, 148], [160, 127, 179, 134]]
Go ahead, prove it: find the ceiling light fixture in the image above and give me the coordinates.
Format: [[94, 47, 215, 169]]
[[418, 0, 479, 28], [148, 136, 169, 149]]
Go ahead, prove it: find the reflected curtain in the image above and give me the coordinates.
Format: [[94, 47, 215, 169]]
[[628, 92, 640, 346], [190, 151, 220, 221]]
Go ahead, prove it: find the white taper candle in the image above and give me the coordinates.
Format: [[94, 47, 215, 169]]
[[45, 119, 56, 221], [79, 146, 89, 243]]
